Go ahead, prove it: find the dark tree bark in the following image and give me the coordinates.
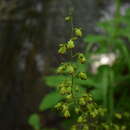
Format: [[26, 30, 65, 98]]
[[0, 0, 101, 130]]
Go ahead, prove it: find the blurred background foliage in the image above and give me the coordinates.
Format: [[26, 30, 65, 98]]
[[0, 0, 130, 130]]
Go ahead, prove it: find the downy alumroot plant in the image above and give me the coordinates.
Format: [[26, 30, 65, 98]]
[[29, 12, 128, 130], [54, 15, 106, 130]]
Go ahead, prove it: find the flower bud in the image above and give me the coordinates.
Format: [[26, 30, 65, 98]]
[[62, 104, 69, 111], [57, 65, 65, 73], [60, 87, 67, 95], [78, 72, 87, 80], [77, 116, 83, 123], [65, 16, 71, 22], [115, 113, 122, 119], [58, 44, 67, 54], [79, 97, 86, 105], [71, 37, 78, 41], [75, 107, 80, 114], [67, 40, 75, 49], [78, 53, 86, 64], [75, 28, 82, 37], [64, 110, 70, 118], [66, 65, 74, 74], [71, 125, 77, 130], [66, 94, 72, 100], [55, 102, 62, 109], [83, 125, 89, 130], [91, 109, 98, 118]]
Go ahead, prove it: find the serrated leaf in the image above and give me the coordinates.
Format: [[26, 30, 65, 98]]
[[39, 92, 63, 111]]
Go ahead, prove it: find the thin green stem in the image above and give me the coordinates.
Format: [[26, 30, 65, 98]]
[[70, 14, 77, 105]]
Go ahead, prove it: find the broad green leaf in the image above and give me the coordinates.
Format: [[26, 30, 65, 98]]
[[91, 89, 102, 100], [45, 75, 67, 87], [84, 35, 106, 43], [75, 78, 99, 88], [45, 75, 98, 88], [28, 113, 41, 130], [39, 92, 63, 111]]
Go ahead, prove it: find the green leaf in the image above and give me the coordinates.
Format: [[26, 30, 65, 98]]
[[84, 35, 106, 43], [75, 78, 99, 88], [45, 75, 67, 87], [77, 63, 86, 71], [39, 92, 63, 111], [28, 113, 41, 130], [91, 89, 102, 100]]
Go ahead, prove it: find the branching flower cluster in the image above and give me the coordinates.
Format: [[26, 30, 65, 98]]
[[54, 16, 106, 130]]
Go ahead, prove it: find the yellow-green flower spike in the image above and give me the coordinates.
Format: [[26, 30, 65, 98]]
[[75, 28, 82, 37]]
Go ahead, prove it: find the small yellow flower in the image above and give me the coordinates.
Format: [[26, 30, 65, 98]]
[[58, 44, 67, 54], [115, 113, 122, 119], [79, 97, 86, 105], [62, 104, 69, 111], [66, 65, 75, 74], [75, 28, 82, 37], [59, 87, 67, 95], [67, 40, 75, 49], [71, 37, 78, 41], [83, 125, 89, 130], [77, 116, 83, 123], [64, 110, 70, 118], [71, 125, 77, 130], [55, 102, 62, 109], [78, 72, 87, 80], [56, 65, 65, 73], [78, 53, 86, 64], [65, 16, 71, 22], [66, 94, 72, 100], [75, 107, 80, 114]]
